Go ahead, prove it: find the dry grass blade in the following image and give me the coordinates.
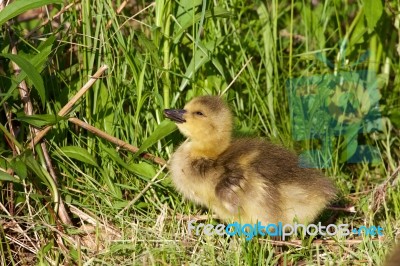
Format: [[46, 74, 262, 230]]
[[371, 164, 400, 212], [117, 164, 168, 216], [220, 57, 253, 96]]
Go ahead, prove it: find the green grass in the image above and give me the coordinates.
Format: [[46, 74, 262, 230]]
[[0, 0, 399, 265]]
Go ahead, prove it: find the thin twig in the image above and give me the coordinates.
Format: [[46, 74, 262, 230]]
[[68, 117, 167, 166], [30, 65, 109, 147], [25, 2, 75, 39], [106, 0, 129, 29]]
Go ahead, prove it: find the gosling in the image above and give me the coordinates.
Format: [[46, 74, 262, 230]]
[[385, 244, 400, 266], [164, 95, 336, 225]]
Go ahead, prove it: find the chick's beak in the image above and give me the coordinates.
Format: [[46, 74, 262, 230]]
[[164, 109, 186, 123]]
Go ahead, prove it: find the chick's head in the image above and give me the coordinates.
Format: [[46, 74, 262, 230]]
[[164, 96, 232, 157]]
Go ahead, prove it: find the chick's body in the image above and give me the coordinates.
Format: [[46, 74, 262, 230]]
[[165, 96, 336, 225]]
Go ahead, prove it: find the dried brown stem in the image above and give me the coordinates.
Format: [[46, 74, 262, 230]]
[[25, 2, 75, 39], [30, 65, 109, 147], [1, 103, 17, 215], [6, 5, 72, 225], [106, 0, 128, 29], [68, 117, 167, 166], [41, 141, 72, 225]]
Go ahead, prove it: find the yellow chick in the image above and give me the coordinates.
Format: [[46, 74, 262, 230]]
[[164, 95, 336, 225]]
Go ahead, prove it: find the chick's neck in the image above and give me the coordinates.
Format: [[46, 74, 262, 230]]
[[189, 135, 231, 159]]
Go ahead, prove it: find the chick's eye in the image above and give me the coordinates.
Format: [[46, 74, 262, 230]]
[[194, 111, 204, 116]]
